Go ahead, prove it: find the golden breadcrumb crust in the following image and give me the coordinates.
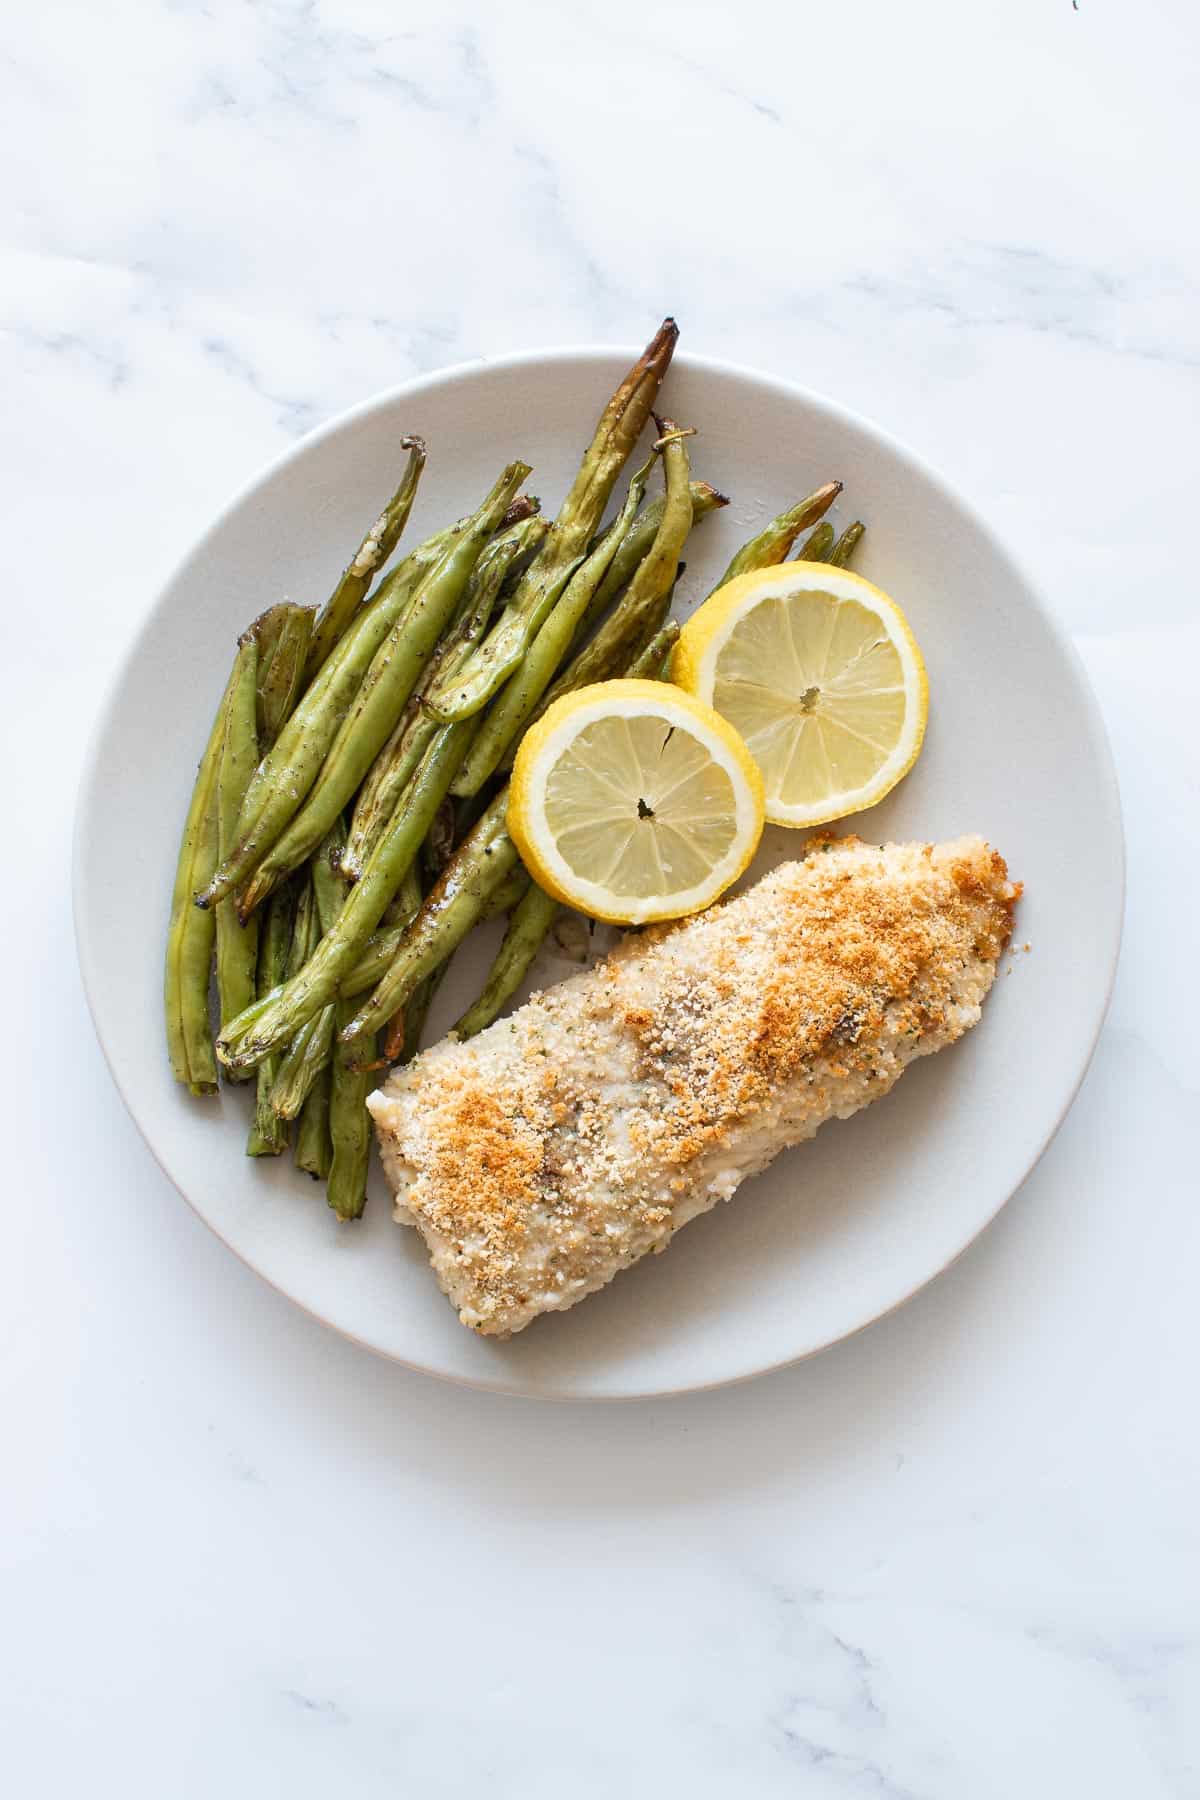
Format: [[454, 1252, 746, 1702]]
[[368, 835, 1019, 1335]]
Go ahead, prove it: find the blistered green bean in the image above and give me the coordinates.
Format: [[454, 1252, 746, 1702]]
[[165, 647, 244, 1093], [797, 522, 836, 563], [340, 793, 519, 1044], [340, 516, 548, 884], [520, 417, 694, 737], [254, 604, 314, 747], [450, 455, 655, 798], [327, 998, 374, 1221], [217, 720, 479, 1071], [304, 436, 426, 680], [828, 521, 866, 567], [453, 881, 559, 1039], [422, 320, 678, 723], [235, 462, 531, 915], [626, 618, 681, 680], [246, 885, 295, 1155], [715, 481, 842, 586], [214, 633, 260, 1060], [294, 1066, 333, 1180], [573, 479, 727, 648], [198, 557, 427, 913]]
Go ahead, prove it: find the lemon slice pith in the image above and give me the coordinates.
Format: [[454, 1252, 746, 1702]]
[[671, 563, 928, 827], [508, 679, 765, 925]]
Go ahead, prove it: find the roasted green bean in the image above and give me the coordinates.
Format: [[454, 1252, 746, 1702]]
[[269, 822, 370, 1115], [797, 521, 836, 563], [572, 479, 727, 648], [380, 866, 424, 932], [626, 618, 681, 680], [246, 884, 295, 1155], [327, 1000, 374, 1220], [453, 881, 560, 1039], [214, 632, 260, 1061], [828, 521, 866, 567], [340, 515, 548, 884], [304, 435, 426, 681], [376, 954, 453, 1067], [203, 514, 476, 918], [216, 719, 479, 1071], [715, 481, 842, 586], [235, 462, 531, 916], [249, 603, 290, 688], [269, 1003, 335, 1121], [341, 866, 522, 1002], [255, 604, 314, 747], [165, 648, 244, 1093], [518, 416, 694, 739], [340, 792, 520, 1045], [323, 820, 384, 1219], [293, 1066, 333, 1180], [198, 557, 427, 913], [449, 454, 656, 797], [422, 320, 677, 723]]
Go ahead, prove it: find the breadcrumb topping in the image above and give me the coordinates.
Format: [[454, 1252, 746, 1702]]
[[368, 834, 1019, 1335]]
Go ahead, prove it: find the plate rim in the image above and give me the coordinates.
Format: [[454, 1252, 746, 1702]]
[[73, 341, 1126, 1399]]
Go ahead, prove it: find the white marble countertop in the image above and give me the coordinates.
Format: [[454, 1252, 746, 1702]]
[[5, 1, 1198, 1791]]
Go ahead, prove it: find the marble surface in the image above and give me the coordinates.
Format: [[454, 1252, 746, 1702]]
[[4, 0, 1198, 1791]]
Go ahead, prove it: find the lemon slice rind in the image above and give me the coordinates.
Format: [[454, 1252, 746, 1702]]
[[672, 564, 928, 827], [508, 679, 765, 925]]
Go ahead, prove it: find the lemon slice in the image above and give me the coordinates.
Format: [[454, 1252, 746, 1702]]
[[672, 563, 928, 827], [508, 679, 765, 925]]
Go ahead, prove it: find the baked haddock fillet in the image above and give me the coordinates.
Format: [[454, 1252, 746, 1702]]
[[368, 835, 1019, 1336]]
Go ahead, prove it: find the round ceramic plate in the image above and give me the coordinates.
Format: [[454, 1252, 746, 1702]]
[[74, 347, 1123, 1399]]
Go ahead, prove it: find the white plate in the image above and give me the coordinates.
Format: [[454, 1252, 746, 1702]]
[[74, 347, 1123, 1399]]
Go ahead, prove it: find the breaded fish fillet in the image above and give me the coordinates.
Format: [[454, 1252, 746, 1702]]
[[368, 835, 1019, 1335]]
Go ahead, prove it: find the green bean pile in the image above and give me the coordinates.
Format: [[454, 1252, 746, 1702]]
[[164, 318, 862, 1221]]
